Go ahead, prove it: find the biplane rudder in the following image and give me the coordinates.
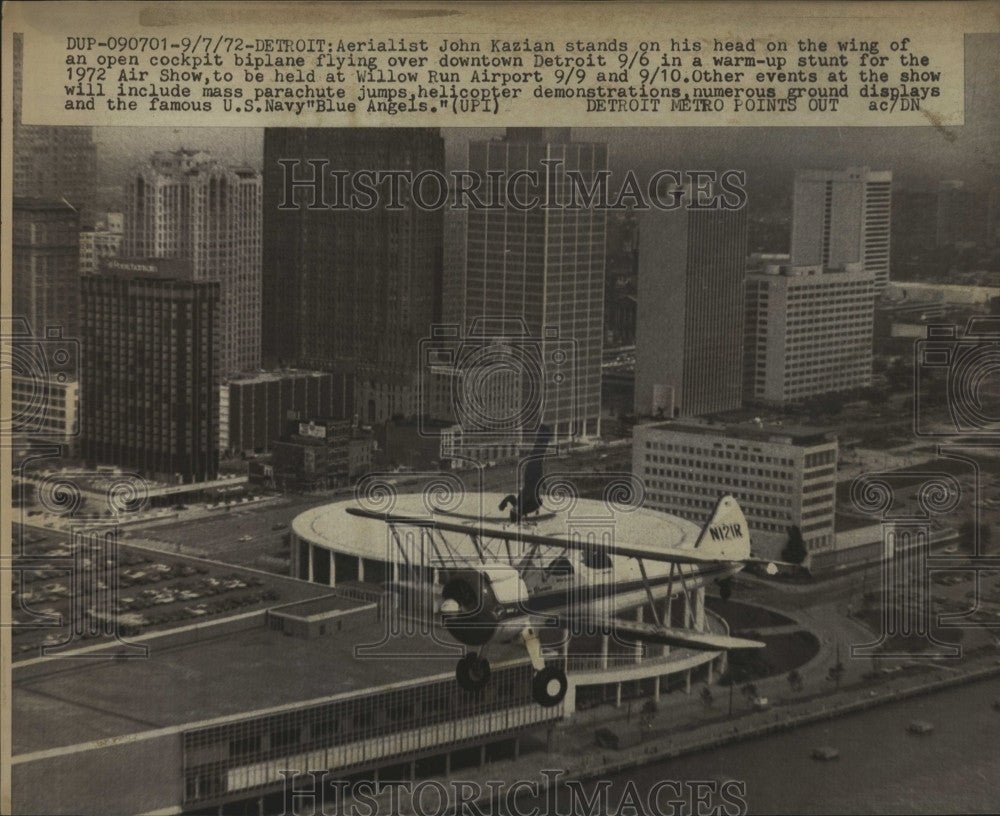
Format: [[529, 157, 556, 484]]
[[693, 495, 751, 561]]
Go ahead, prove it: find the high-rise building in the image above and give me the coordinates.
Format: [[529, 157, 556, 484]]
[[12, 198, 82, 345], [79, 212, 124, 276], [634, 420, 838, 560], [12, 34, 97, 212], [80, 259, 219, 483], [634, 201, 747, 419], [123, 149, 261, 378], [10, 374, 79, 450], [465, 128, 607, 438], [442, 206, 467, 328], [789, 167, 892, 292], [262, 129, 444, 425], [743, 262, 876, 405]]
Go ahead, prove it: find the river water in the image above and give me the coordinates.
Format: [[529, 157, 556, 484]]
[[596, 676, 1000, 814]]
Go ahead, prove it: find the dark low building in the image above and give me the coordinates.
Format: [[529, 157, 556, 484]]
[[271, 419, 372, 490], [221, 370, 353, 457]]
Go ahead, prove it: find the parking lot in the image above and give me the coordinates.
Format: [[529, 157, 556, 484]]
[[9, 526, 324, 658]]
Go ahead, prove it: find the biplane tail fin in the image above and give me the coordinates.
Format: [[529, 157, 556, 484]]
[[693, 495, 752, 561]]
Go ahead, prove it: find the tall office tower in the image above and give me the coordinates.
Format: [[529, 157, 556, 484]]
[[743, 262, 876, 405], [12, 198, 82, 345], [442, 206, 467, 328], [123, 149, 261, 378], [634, 200, 748, 419], [262, 129, 444, 426], [465, 128, 607, 438], [790, 167, 892, 292], [12, 34, 97, 212], [80, 259, 219, 483]]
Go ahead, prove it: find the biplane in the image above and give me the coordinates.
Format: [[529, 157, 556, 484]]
[[347, 430, 782, 708]]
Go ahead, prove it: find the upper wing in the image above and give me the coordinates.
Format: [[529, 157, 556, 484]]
[[347, 505, 714, 564], [346, 495, 753, 567]]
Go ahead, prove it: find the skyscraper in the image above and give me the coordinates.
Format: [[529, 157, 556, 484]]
[[789, 167, 892, 292], [79, 213, 124, 276], [261, 128, 444, 425], [12, 198, 81, 344], [123, 149, 261, 379], [12, 34, 97, 212], [634, 200, 748, 419], [442, 206, 467, 329], [465, 128, 607, 438], [80, 259, 219, 483], [743, 262, 875, 405]]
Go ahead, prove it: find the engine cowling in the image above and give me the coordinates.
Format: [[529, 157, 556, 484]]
[[440, 568, 528, 646]]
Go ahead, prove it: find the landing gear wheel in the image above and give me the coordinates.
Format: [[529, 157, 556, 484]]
[[531, 666, 568, 707], [456, 652, 491, 692]]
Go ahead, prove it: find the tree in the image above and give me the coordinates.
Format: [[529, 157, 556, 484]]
[[827, 662, 845, 690], [781, 526, 808, 566]]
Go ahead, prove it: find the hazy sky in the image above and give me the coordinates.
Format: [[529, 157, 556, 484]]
[[94, 34, 999, 204]]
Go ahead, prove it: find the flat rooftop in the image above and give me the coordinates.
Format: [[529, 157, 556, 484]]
[[641, 420, 838, 447], [225, 369, 332, 385], [272, 593, 369, 617], [292, 491, 703, 563], [12, 607, 511, 757]]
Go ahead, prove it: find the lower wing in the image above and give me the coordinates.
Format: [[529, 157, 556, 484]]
[[601, 617, 765, 650], [493, 612, 765, 651]]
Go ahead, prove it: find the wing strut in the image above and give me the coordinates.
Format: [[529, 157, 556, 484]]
[[469, 533, 487, 566], [677, 562, 695, 629], [387, 523, 412, 568], [636, 557, 664, 628]]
